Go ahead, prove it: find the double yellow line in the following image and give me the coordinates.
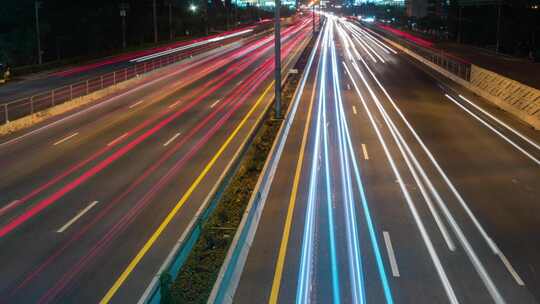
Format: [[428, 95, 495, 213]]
[[100, 82, 274, 304]]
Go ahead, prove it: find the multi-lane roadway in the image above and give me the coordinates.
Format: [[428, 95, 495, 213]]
[[0, 18, 311, 303], [234, 15, 540, 304]]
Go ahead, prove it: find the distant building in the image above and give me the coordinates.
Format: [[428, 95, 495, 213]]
[[236, 0, 296, 9], [406, 0, 447, 18], [354, 0, 405, 6]]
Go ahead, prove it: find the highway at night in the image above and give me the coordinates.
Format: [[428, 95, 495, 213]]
[[1, 4, 539, 304]]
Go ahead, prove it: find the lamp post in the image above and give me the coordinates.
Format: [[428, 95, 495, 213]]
[[153, 0, 158, 43], [166, 0, 174, 40], [274, 0, 281, 119], [35, 1, 42, 65], [496, 0, 503, 53], [119, 3, 130, 49]]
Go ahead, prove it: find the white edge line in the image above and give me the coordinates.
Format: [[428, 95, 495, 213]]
[[56, 201, 99, 233], [457, 95, 540, 151], [53, 132, 79, 146], [445, 94, 540, 165], [497, 251, 525, 286], [383, 231, 400, 277]]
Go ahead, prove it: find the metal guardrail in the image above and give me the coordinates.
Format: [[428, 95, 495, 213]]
[[366, 24, 472, 81], [0, 36, 246, 126]]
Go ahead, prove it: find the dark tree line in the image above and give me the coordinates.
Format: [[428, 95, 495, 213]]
[[0, 0, 275, 67], [348, 0, 540, 57]]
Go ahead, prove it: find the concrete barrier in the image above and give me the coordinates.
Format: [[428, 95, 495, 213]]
[[470, 66, 540, 129], [375, 30, 540, 130]]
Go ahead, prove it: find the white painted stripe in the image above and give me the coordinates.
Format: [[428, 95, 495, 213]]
[[352, 105, 357, 115], [129, 100, 145, 109], [383, 231, 400, 277], [210, 99, 221, 108], [53, 132, 79, 146], [0, 200, 20, 216], [361, 143, 369, 160], [458, 95, 540, 151], [497, 251, 525, 286], [163, 132, 181, 147], [56, 201, 99, 233], [107, 132, 129, 147], [445, 95, 540, 165], [168, 100, 182, 109]]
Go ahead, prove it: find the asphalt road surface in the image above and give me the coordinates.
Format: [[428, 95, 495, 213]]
[[233, 15, 540, 304], [0, 18, 311, 303]]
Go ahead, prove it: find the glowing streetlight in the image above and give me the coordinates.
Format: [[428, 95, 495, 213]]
[[189, 4, 197, 12]]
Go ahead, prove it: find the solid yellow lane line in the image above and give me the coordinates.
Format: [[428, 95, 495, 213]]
[[100, 82, 274, 304], [268, 68, 318, 304]]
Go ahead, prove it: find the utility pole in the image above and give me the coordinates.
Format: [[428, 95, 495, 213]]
[[233, 0, 238, 28], [153, 0, 158, 43], [274, 0, 281, 118], [457, 5, 462, 44], [35, 1, 42, 65], [496, 0, 502, 53], [312, 3, 315, 34]]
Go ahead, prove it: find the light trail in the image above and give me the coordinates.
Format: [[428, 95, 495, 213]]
[[353, 43, 506, 302], [329, 18, 365, 304], [130, 29, 254, 63], [342, 61, 459, 304], [296, 19, 341, 304], [323, 20, 343, 304], [332, 17, 395, 303], [337, 24, 457, 253], [347, 22, 397, 55]]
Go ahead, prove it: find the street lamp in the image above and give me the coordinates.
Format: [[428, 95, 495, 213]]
[[190, 4, 198, 12], [119, 3, 130, 49]]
